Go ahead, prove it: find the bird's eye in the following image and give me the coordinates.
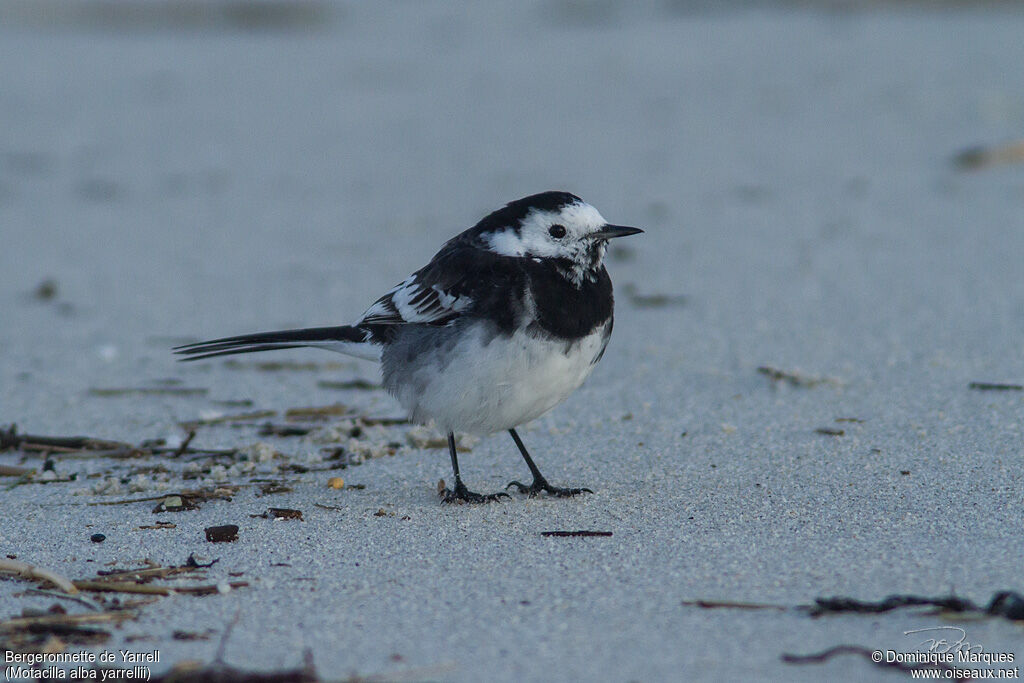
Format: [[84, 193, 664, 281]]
[[548, 224, 567, 238]]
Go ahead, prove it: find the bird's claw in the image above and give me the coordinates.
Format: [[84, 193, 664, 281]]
[[439, 479, 509, 505], [506, 479, 593, 498]]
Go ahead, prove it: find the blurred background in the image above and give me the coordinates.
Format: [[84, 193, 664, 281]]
[[2, 0, 1022, 427]]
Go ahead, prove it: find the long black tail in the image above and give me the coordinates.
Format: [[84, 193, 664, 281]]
[[174, 325, 379, 362]]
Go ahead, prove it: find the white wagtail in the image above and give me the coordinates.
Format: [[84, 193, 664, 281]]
[[176, 191, 642, 503]]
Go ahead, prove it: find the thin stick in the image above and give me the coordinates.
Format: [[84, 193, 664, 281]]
[[10, 434, 131, 451], [94, 566, 201, 581], [681, 599, 789, 611], [172, 430, 196, 458], [215, 608, 243, 665], [173, 581, 248, 595], [73, 580, 249, 596], [23, 588, 103, 611], [87, 486, 242, 507], [0, 611, 132, 631], [87, 494, 177, 506], [0, 559, 78, 594], [73, 581, 170, 596]]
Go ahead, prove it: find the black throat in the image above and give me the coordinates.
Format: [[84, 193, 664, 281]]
[[524, 259, 614, 340]]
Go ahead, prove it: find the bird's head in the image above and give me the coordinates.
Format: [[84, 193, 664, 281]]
[[473, 191, 642, 279]]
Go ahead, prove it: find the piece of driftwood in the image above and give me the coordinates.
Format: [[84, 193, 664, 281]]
[[0, 559, 78, 594]]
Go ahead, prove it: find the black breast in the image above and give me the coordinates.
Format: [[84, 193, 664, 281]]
[[526, 261, 614, 340]]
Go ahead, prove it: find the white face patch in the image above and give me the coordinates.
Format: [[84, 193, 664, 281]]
[[481, 202, 608, 260]]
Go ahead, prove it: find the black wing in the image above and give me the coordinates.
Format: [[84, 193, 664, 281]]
[[358, 242, 520, 328]]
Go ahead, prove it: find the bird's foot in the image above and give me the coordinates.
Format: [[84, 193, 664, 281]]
[[438, 479, 509, 505], [506, 477, 593, 498]]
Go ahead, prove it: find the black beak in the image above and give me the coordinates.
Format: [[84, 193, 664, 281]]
[[590, 224, 644, 240]]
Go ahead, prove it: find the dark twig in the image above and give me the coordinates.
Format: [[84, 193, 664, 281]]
[[968, 382, 1023, 391], [681, 599, 788, 611], [214, 608, 243, 666], [679, 591, 1024, 622], [358, 416, 411, 426], [782, 645, 966, 678], [757, 366, 837, 388], [171, 430, 196, 458], [0, 426, 131, 453], [22, 588, 103, 611], [257, 423, 313, 437]]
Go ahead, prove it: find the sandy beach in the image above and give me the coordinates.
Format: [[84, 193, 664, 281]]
[[2, 2, 1023, 680]]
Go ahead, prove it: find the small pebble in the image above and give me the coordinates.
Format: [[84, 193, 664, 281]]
[[90, 533, 106, 543], [204, 525, 239, 543], [327, 477, 345, 490]]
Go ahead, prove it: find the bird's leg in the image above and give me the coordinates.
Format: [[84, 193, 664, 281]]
[[439, 432, 509, 504], [505, 428, 593, 497]]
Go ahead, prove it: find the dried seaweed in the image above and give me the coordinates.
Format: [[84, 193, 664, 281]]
[[809, 592, 1024, 620], [252, 508, 303, 521], [679, 591, 1024, 623]]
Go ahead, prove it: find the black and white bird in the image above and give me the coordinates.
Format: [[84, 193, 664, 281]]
[[175, 191, 642, 503]]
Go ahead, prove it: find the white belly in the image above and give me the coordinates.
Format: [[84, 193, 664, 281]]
[[384, 321, 610, 435]]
